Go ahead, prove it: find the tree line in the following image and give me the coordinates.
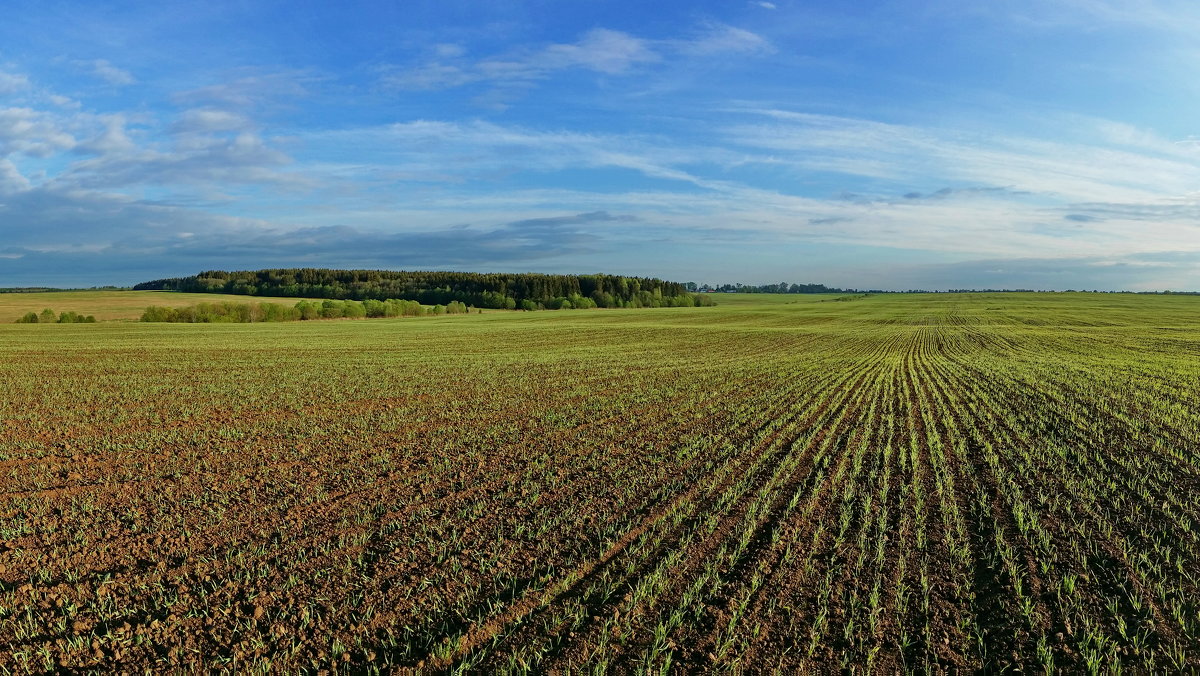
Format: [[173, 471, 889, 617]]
[[134, 269, 715, 309], [15, 309, 97, 323], [141, 299, 473, 323], [1, 286, 127, 294], [687, 282, 876, 294]]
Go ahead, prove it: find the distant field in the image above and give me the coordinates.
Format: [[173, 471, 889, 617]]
[[1, 293, 1198, 671], [0, 290, 327, 322]]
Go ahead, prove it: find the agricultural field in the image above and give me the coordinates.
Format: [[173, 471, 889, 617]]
[[0, 292, 1198, 672], [0, 290, 325, 322]]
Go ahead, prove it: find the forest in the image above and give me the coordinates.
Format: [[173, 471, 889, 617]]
[[134, 269, 713, 310]]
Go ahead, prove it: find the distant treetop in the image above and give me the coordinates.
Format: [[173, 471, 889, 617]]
[[134, 269, 712, 309], [689, 282, 869, 294]]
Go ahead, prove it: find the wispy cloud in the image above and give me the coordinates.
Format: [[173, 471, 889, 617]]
[[7, 75, 1200, 280], [55, 101, 1200, 260], [171, 108, 255, 134], [527, 28, 659, 75], [0, 158, 30, 192], [0, 107, 77, 157], [674, 23, 775, 56], [73, 114, 136, 154], [64, 58, 136, 86], [0, 69, 30, 94], [304, 119, 733, 191], [724, 109, 1200, 204], [61, 132, 296, 191], [382, 29, 659, 91], [172, 69, 317, 110], [380, 24, 771, 97], [291, 110, 1200, 263], [1031, 0, 1200, 34], [0, 91, 299, 201], [87, 59, 136, 86]]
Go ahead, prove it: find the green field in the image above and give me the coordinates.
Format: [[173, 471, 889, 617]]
[[1, 292, 1198, 671]]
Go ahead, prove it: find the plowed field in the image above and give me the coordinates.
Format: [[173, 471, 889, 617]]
[[1, 292, 1198, 672]]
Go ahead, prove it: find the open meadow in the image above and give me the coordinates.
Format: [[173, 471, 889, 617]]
[[1, 292, 1198, 672]]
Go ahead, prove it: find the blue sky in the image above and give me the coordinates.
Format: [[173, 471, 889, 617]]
[[2, 0, 1199, 290]]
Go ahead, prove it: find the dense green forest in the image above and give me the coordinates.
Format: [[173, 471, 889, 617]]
[[135, 269, 713, 309]]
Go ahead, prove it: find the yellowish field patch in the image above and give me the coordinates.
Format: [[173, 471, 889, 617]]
[[0, 290, 325, 322]]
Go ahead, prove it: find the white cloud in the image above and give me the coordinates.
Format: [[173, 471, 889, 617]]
[[0, 69, 30, 94], [476, 28, 658, 80], [172, 108, 254, 134], [2, 35, 1196, 288], [86, 59, 135, 86], [724, 110, 1200, 205], [60, 130, 298, 191], [288, 111, 1200, 265], [74, 114, 136, 154], [679, 24, 775, 55], [0, 107, 77, 157], [1048, 0, 1200, 33], [955, 0, 1200, 38], [534, 28, 658, 74], [310, 119, 733, 192], [385, 29, 658, 92], [173, 70, 315, 110], [382, 24, 771, 94], [434, 43, 466, 59], [383, 63, 477, 91], [5, 82, 1196, 272], [0, 158, 31, 194]]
